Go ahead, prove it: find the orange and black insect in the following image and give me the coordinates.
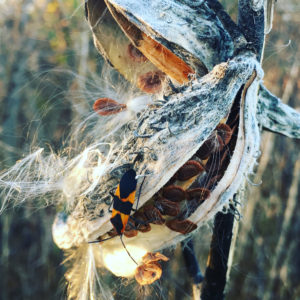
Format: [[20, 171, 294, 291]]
[[90, 169, 144, 264], [110, 169, 138, 235]]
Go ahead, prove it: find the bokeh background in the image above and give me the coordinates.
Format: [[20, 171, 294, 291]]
[[0, 0, 299, 299]]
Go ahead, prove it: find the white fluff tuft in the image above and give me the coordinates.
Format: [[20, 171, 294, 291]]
[[0, 62, 154, 299], [64, 245, 113, 300], [0, 64, 151, 214]]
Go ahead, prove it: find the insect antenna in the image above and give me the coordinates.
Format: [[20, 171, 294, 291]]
[[120, 235, 138, 265]]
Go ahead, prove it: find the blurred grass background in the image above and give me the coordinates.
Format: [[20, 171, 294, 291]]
[[0, 0, 299, 299]]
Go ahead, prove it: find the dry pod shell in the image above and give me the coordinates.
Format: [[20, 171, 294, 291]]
[[85, 0, 168, 91], [53, 54, 263, 252], [104, 0, 233, 72]]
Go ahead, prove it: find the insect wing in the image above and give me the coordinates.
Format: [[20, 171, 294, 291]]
[[119, 169, 137, 202], [110, 212, 126, 234]]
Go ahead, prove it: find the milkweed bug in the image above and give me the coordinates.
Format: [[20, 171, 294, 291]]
[[89, 169, 145, 265], [110, 169, 137, 235]]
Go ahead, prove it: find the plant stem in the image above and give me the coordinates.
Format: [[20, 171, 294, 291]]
[[201, 210, 234, 300]]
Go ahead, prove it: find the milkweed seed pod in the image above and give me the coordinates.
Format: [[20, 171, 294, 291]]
[[53, 52, 263, 252], [85, 0, 234, 90], [53, 0, 264, 281], [50, 0, 300, 294]]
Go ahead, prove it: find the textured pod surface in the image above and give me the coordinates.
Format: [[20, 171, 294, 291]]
[[257, 84, 300, 138], [106, 0, 234, 71]]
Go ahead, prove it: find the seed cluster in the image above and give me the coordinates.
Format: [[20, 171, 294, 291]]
[[99, 107, 236, 240]]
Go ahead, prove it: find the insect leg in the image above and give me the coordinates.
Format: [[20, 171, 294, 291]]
[[135, 175, 146, 211], [129, 215, 149, 226], [108, 191, 115, 212], [120, 235, 138, 265]]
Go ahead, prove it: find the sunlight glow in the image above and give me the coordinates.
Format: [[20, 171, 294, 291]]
[[103, 244, 147, 277]]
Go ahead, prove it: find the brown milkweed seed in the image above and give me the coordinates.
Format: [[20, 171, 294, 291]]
[[136, 223, 152, 233], [176, 160, 204, 181], [124, 219, 138, 238], [133, 211, 152, 233], [143, 205, 165, 225], [135, 261, 162, 285], [93, 98, 127, 116], [216, 123, 232, 146], [162, 185, 186, 202], [127, 43, 148, 62], [187, 188, 211, 203], [142, 252, 169, 264], [155, 197, 180, 216], [124, 229, 138, 238], [107, 228, 118, 237], [166, 219, 197, 234], [137, 71, 165, 94], [196, 135, 224, 160]]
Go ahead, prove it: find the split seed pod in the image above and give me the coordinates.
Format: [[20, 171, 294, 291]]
[[85, 0, 165, 93], [53, 55, 263, 253], [54, 0, 263, 283], [85, 0, 234, 90]]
